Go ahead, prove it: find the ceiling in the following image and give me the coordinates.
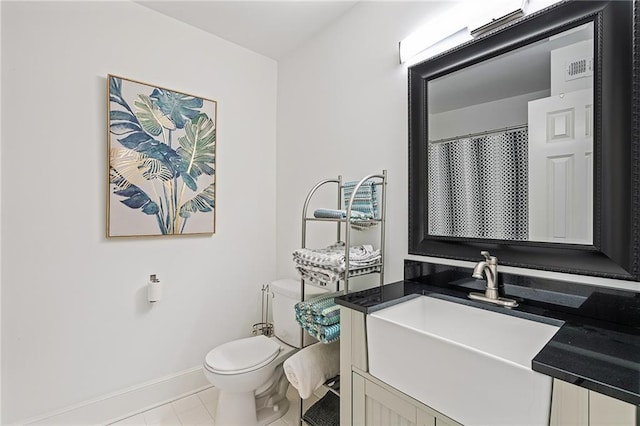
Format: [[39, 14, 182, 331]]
[[137, 1, 359, 60]]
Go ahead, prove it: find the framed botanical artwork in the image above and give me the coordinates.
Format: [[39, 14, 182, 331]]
[[107, 75, 217, 237]]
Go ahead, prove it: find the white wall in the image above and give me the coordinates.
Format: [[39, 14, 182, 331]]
[[428, 90, 549, 141], [276, 1, 450, 289], [551, 39, 593, 95], [2, 0, 639, 422], [276, 1, 640, 294], [1, 2, 277, 423], [0, 0, 3, 420]]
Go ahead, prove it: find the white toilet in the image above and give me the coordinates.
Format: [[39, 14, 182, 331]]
[[203, 279, 325, 426]]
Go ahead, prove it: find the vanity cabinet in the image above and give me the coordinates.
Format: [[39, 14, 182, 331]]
[[352, 371, 458, 426], [340, 305, 639, 426], [340, 307, 460, 426], [550, 379, 639, 426]]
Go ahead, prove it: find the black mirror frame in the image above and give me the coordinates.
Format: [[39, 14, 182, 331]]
[[408, 0, 639, 280]]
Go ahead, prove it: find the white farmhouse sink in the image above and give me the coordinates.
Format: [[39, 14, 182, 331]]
[[367, 295, 560, 426]]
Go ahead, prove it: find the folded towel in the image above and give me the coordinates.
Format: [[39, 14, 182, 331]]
[[293, 242, 346, 268], [295, 291, 342, 317], [292, 242, 381, 288], [295, 265, 341, 288], [295, 269, 337, 288], [293, 242, 381, 271], [348, 244, 379, 262], [294, 292, 342, 342], [313, 208, 370, 220], [296, 304, 340, 323], [300, 322, 340, 344], [295, 264, 382, 288], [350, 221, 377, 231], [296, 311, 340, 326], [295, 294, 341, 326], [283, 341, 340, 399]]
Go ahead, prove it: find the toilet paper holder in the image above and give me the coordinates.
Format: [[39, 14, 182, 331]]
[[148, 274, 162, 303]]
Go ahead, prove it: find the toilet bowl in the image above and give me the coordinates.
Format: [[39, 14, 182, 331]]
[[203, 279, 326, 426], [204, 335, 296, 425]]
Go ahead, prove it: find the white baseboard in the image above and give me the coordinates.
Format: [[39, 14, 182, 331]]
[[22, 366, 211, 425]]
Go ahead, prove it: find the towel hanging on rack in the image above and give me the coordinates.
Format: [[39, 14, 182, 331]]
[[343, 180, 378, 219], [283, 340, 340, 399]]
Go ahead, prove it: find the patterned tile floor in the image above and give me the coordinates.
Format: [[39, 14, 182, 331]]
[[109, 385, 324, 426]]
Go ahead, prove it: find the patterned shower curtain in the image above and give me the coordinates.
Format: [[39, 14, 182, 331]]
[[428, 129, 528, 240]]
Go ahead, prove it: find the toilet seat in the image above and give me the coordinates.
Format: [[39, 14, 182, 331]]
[[205, 335, 282, 375]]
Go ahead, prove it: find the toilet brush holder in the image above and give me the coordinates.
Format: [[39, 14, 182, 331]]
[[252, 322, 274, 336], [252, 283, 274, 336]]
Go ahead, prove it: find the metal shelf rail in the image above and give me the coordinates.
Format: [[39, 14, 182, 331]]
[[297, 170, 387, 425]]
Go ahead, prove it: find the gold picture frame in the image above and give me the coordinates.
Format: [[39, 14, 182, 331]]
[[107, 75, 217, 237]]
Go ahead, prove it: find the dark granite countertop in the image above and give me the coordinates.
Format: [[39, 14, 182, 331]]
[[335, 260, 640, 406]]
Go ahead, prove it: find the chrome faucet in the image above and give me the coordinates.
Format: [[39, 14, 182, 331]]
[[469, 251, 518, 308], [472, 251, 499, 299]]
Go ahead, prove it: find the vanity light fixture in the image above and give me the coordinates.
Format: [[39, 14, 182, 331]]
[[401, 27, 473, 67], [398, 2, 472, 65], [399, 0, 562, 66], [468, 0, 529, 38]]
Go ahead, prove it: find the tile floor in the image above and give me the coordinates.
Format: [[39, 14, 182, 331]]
[[109, 385, 324, 426]]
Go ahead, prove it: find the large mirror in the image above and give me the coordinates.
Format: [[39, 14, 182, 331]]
[[428, 22, 593, 245], [409, 0, 639, 280]]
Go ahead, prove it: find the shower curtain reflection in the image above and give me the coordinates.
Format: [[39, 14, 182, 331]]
[[428, 128, 528, 240]]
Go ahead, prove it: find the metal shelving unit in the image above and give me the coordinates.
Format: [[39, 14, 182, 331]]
[[297, 170, 387, 425]]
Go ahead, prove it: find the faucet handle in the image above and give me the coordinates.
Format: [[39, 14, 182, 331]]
[[480, 251, 497, 264]]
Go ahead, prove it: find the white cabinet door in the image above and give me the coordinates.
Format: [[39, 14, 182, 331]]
[[550, 379, 589, 426], [352, 372, 462, 426], [417, 409, 436, 426], [353, 372, 418, 426], [590, 391, 638, 426], [550, 379, 638, 426], [435, 417, 458, 426]]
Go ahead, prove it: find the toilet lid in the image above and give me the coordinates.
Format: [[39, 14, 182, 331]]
[[205, 335, 282, 375]]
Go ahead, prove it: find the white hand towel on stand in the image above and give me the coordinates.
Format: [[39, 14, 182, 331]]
[[283, 340, 340, 399]]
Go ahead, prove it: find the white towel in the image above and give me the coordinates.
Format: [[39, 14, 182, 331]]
[[283, 341, 340, 399]]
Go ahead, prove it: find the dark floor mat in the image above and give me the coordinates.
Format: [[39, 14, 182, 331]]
[[302, 391, 340, 426]]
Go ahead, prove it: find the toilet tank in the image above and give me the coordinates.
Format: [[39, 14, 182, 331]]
[[270, 279, 326, 348]]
